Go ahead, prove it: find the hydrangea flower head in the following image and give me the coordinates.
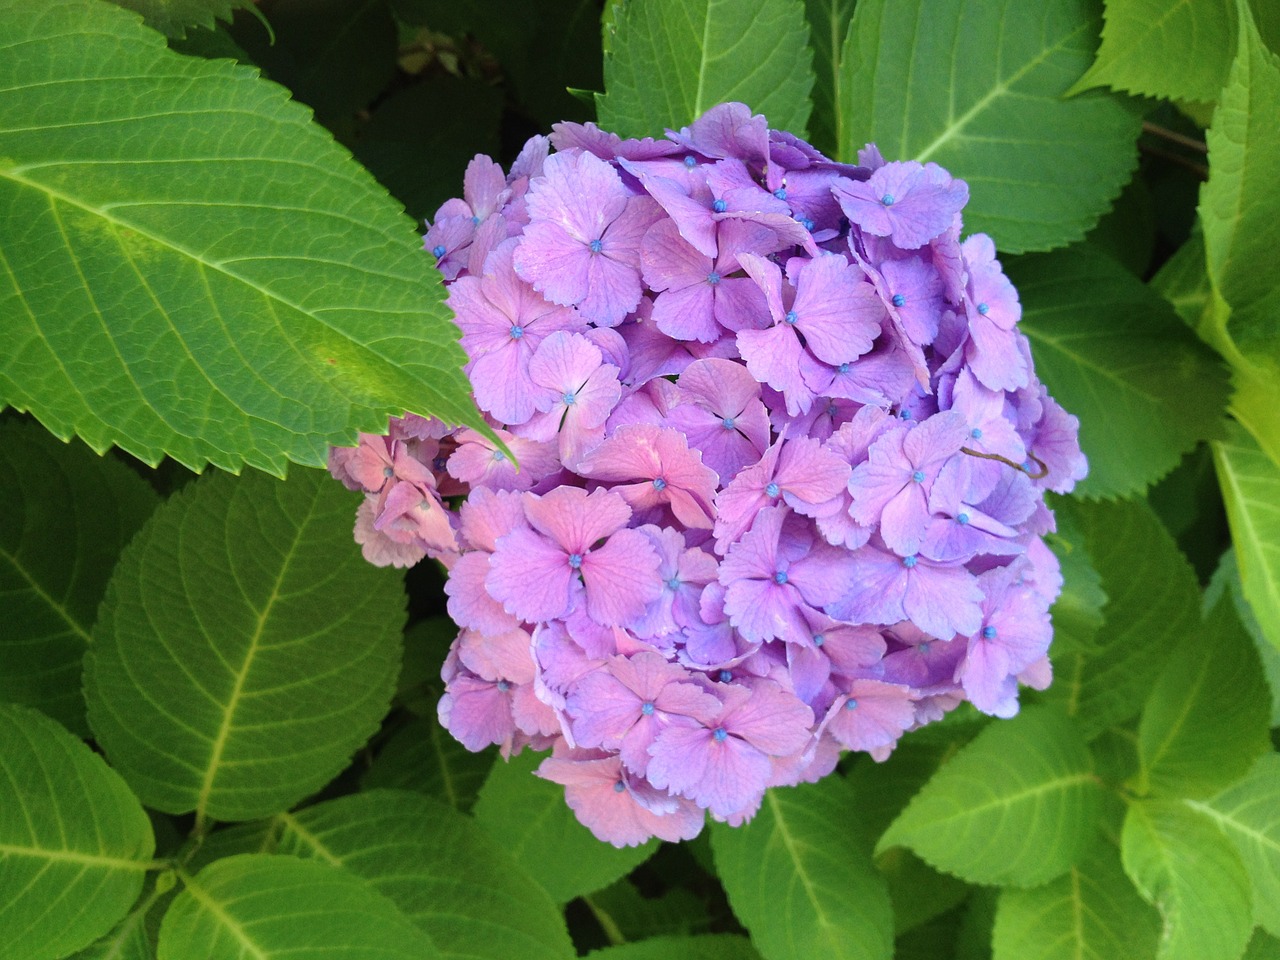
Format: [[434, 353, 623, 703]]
[[331, 103, 1086, 847]]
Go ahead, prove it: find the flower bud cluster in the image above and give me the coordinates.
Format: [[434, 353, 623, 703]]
[[328, 103, 1086, 845]]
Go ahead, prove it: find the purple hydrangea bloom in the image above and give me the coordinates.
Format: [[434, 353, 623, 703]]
[[329, 101, 1087, 846]]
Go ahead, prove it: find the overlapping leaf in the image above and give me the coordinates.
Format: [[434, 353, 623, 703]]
[[0, 704, 155, 960], [472, 749, 658, 904], [157, 854, 437, 959], [0, 419, 157, 733], [107, 0, 251, 37], [802, 0, 855, 155], [0, 0, 482, 477], [360, 715, 493, 810], [879, 708, 1100, 887], [1121, 800, 1253, 960], [596, 0, 815, 139], [273, 790, 574, 960], [1011, 246, 1230, 499], [712, 775, 893, 960], [839, 0, 1141, 251], [84, 468, 404, 824]]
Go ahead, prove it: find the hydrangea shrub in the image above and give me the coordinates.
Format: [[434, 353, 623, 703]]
[[329, 103, 1086, 846]]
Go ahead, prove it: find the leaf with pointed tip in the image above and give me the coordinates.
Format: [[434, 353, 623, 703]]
[[473, 749, 659, 904], [712, 775, 894, 960], [839, 0, 1141, 252], [0, 0, 482, 477], [107, 0, 251, 38], [273, 790, 574, 960], [84, 468, 404, 823], [0, 703, 155, 960], [802, 0, 856, 156], [1011, 246, 1230, 499], [879, 708, 1100, 887], [0, 419, 158, 734], [157, 854, 437, 959], [595, 0, 815, 139], [1121, 800, 1253, 960]]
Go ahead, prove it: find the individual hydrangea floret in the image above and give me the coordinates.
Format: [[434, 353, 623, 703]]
[[329, 103, 1087, 847]]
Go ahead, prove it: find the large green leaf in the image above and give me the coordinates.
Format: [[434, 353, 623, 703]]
[[69, 875, 168, 960], [711, 775, 893, 960], [0, 0, 481, 477], [1040, 498, 1202, 739], [1010, 246, 1230, 499], [1152, 231, 1213, 328], [1121, 800, 1253, 960], [0, 419, 157, 734], [839, 0, 1140, 251], [473, 748, 658, 904], [84, 468, 404, 824], [1199, 0, 1280, 466], [802, 0, 856, 156], [1134, 593, 1270, 798], [1246, 932, 1280, 960], [879, 708, 1100, 887], [0, 703, 155, 960], [273, 790, 574, 960], [585, 936, 763, 960], [595, 0, 815, 140], [158, 854, 437, 959], [1193, 754, 1280, 937], [1214, 420, 1280, 652], [992, 841, 1160, 960], [1071, 0, 1237, 102], [107, 0, 251, 38], [360, 715, 494, 810]]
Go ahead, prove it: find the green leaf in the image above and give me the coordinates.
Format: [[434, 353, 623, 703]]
[[595, 0, 815, 140], [1044, 506, 1107, 659], [1199, 0, 1280, 466], [1039, 498, 1202, 740], [1194, 754, 1280, 937], [879, 707, 1100, 887], [585, 935, 763, 960], [1134, 593, 1270, 798], [0, 703, 155, 960], [839, 0, 1141, 252], [1214, 420, 1280, 652], [712, 775, 894, 960], [472, 749, 658, 904], [0, 419, 157, 734], [158, 854, 437, 959], [1152, 231, 1212, 328], [1071, 0, 1237, 102], [1246, 931, 1280, 960], [0, 0, 482, 477], [1206, 550, 1280, 724], [69, 874, 169, 960], [993, 841, 1160, 960], [879, 849, 971, 935], [1121, 800, 1253, 960], [84, 468, 404, 824], [802, 0, 856, 156], [585, 879, 710, 941], [273, 789, 574, 960], [107, 0, 251, 38], [1010, 246, 1230, 498], [361, 715, 494, 811]]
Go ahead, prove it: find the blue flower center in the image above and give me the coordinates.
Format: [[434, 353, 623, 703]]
[[827, 402, 839, 415], [641, 701, 655, 715], [774, 570, 788, 585], [433, 456, 448, 471], [957, 512, 970, 525], [666, 577, 681, 590], [838, 363, 850, 374], [493, 450, 507, 462], [718, 669, 733, 682], [471, 215, 481, 226], [982, 625, 998, 639], [721, 417, 736, 430], [899, 409, 912, 420], [813, 633, 825, 647], [712, 199, 727, 213], [712, 727, 728, 742], [912, 470, 925, 483], [970, 427, 982, 439], [613, 780, 627, 793], [652, 477, 668, 491], [765, 482, 780, 498], [903, 555, 918, 568], [706, 271, 721, 285], [432, 245, 447, 258], [800, 217, 815, 231], [509, 324, 524, 339], [785, 310, 799, 325], [562, 391, 577, 405], [684, 155, 697, 168], [918, 642, 930, 655], [773, 188, 787, 200], [496, 680, 510, 692], [568, 553, 583, 569], [383, 466, 395, 478], [845, 698, 859, 711], [881, 194, 895, 206], [977, 302, 990, 315], [588, 238, 603, 254], [892, 294, 906, 307]]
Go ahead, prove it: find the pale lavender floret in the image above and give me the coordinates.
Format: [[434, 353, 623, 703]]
[[520, 331, 621, 467], [874, 256, 945, 347], [818, 679, 917, 753], [446, 428, 560, 494], [630, 525, 719, 640], [666, 358, 771, 483], [832, 160, 969, 250], [423, 214, 476, 280]]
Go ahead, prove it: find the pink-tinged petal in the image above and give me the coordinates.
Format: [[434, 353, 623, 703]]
[[828, 545, 909, 625], [676, 357, 761, 417], [458, 626, 536, 684], [353, 497, 426, 568], [446, 552, 522, 635], [582, 528, 663, 627], [724, 578, 810, 645], [723, 680, 814, 755], [524, 485, 632, 552], [458, 488, 528, 552], [512, 219, 595, 307], [736, 251, 786, 323], [528, 331, 604, 401], [525, 150, 629, 239], [903, 562, 984, 640], [512, 682, 562, 738], [738, 323, 809, 406], [966, 311, 1029, 391], [642, 217, 713, 292], [579, 247, 646, 326], [448, 429, 560, 492], [787, 542, 859, 610], [463, 154, 510, 218], [822, 681, 916, 752], [690, 734, 773, 818], [777, 437, 853, 505], [787, 643, 831, 705], [879, 483, 931, 556], [653, 282, 721, 343], [789, 254, 883, 364], [712, 276, 772, 333], [623, 164, 719, 257], [439, 672, 516, 752], [567, 669, 645, 749], [486, 526, 578, 622]]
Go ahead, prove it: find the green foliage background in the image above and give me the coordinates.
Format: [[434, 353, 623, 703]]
[[1, 0, 1278, 958]]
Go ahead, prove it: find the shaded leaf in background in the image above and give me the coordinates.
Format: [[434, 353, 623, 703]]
[[1152, 230, 1212, 327], [596, 0, 815, 140], [585, 878, 710, 942], [846, 740, 966, 840], [0, 0, 483, 477], [1214, 419, 1280, 652], [1134, 593, 1270, 798], [802, 0, 856, 156], [1043, 504, 1107, 663], [1121, 800, 1253, 960], [712, 775, 894, 960], [107, 0, 251, 38], [473, 749, 658, 904], [158, 854, 437, 960], [879, 849, 971, 936], [361, 715, 494, 811], [1071, 0, 1237, 102], [1246, 932, 1280, 960], [274, 790, 574, 960], [585, 935, 764, 960], [85, 468, 404, 824], [879, 708, 1100, 888], [1147, 445, 1230, 583], [894, 908, 965, 960], [1194, 754, 1280, 937], [1038, 498, 1201, 739], [1199, 1, 1280, 466], [0, 703, 155, 960], [68, 874, 168, 960], [1205, 550, 1280, 724], [0, 419, 157, 734], [1011, 246, 1230, 499], [839, 0, 1140, 252], [1083, 174, 1156, 276], [992, 841, 1160, 960]]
